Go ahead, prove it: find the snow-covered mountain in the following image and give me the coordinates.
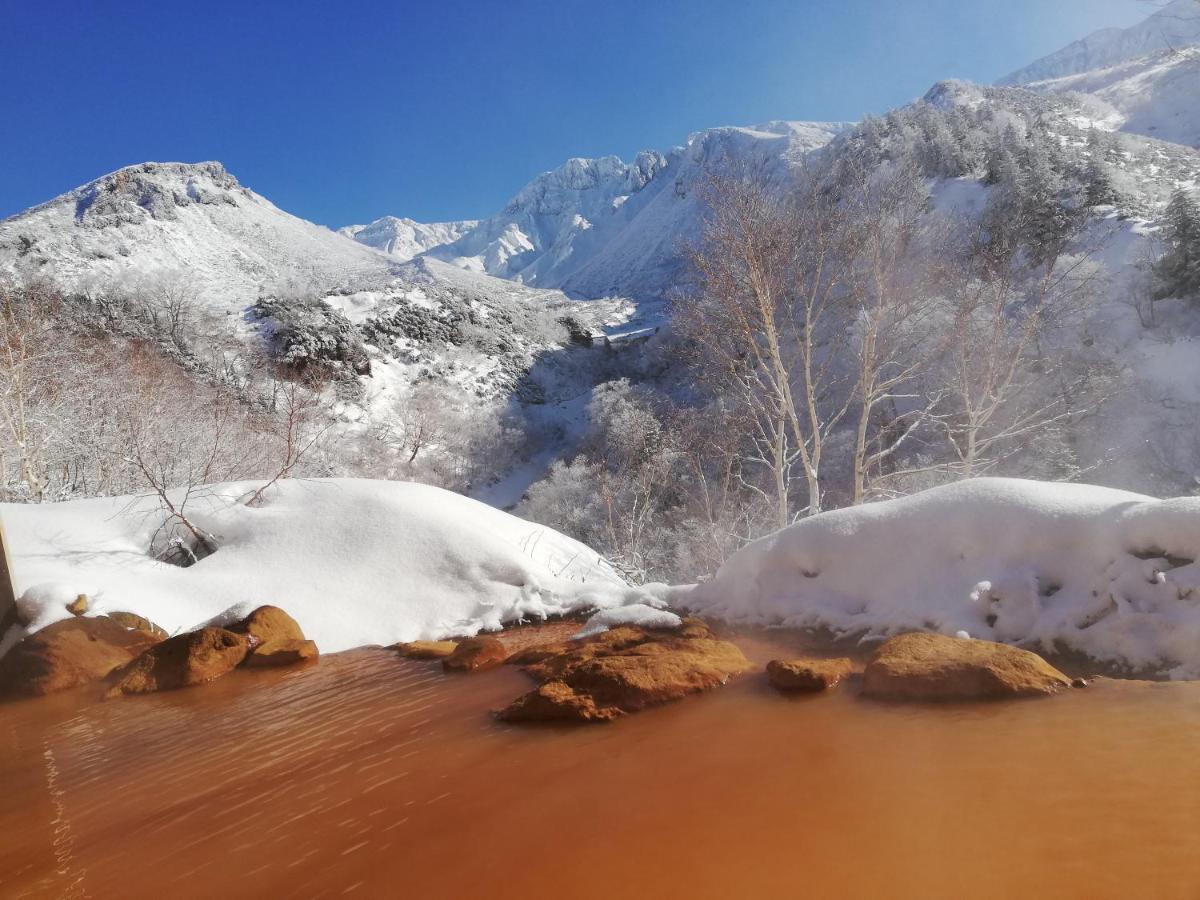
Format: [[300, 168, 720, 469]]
[[344, 121, 850, 301], [0, 162, 398, 309], [1018, 47, 1200, 149], [998, 0, 1200, 86], [0, 160, 637, 413], [337, 216, 477, 261]]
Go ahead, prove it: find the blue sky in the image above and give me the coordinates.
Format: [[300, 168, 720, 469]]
[[0, 0, 1148, 227]]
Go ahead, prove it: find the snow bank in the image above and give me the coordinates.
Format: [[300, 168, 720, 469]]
[[1, 479, 652, 654], [677, 478, 1200, 678]]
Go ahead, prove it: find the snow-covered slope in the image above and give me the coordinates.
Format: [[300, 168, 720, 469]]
[[4, 479, 652, 653], [0, 162, 397, 308], [425, 120, 851, 300], [1020, 47, 1200, 148], [339, 216, 477, 261], [999, 0, 1200, 86]]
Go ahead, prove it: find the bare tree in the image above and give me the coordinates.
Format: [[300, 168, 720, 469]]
[[247, 372, 334, 506], [680, 170, 858, 526], [0, 280, 67, 501]]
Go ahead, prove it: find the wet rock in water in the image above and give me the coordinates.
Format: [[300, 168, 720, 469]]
[[0, 617, 162, 698], [443, 636, 508, 672], [106, 611, 169, 640], [499, 623, 752, 723], [497, 681, 622, 724], [243, 638, 319, 668], [67, 594, 89, 616], [228, 605, 305, 646], [862, 632, 1072, 701], [106, 628, 249, 697], [396, 640, 459, 660], [767, 657, 856, 692]]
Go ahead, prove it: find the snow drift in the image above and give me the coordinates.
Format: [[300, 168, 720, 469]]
[[1, 479, 657, 654], [678, 478, 1200, 679]]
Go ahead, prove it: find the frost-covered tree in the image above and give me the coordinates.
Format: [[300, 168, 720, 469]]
[[1083, 130, 1118, 207], [1154, 190, 1200, 300]]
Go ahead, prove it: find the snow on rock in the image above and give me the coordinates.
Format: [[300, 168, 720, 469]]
[[1, 479, 653, 654], [675, 478, 1200, 678], [573, 603, 682, 639]]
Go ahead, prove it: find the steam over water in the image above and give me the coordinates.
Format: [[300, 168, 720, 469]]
[[3, 639, 1200, 899]]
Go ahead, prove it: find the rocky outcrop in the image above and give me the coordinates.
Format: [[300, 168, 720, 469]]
[[106, 628, 249, 697], [0, 617, 162, 698], [107, 611, 169, 640], [766, 657, 856, 692], [862, 632, 1073, 701], [242, 639, 318, 668], [497, 619, 752, 724], [443, 636, 508, 672], [396, 640, 459, 660], [228, 606, 305, 646], [497, 681, 622, 723]]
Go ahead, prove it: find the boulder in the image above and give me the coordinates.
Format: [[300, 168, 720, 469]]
[[862, 632, 1073, 701], [106, 611, 169, 640], [498, 624, 752, 723], [243, 638, 318, 668], [443, 636, 508, 672], [0, 617, 162, 698], [67, 594, 89, 616], [106, 628, 249, 697], [496, 681, 622, 724], [396, 640, 458, 660], [228, 606, 304, 646], [767, 657, 856, 692]]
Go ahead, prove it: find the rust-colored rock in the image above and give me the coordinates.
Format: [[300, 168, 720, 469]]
[[499, 624, 752, 723], [862, 632, 1072, 701], [228, 606, 305, 646], [0, 617, 161, 698], [767, 657, 856, 692], [67, 594, 89, 616], [106, 611, 169, 640], [443, 636, 508, 672], [396, 640, 458, 660], [106, 628, 249, 697], [497, 681, 622, 724], [243, 639, 319, 668]]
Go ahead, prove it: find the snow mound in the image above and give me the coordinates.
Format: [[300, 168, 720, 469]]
[[1, 479, 652, 653], [678, 478, 1200, 678], [573, 603, 682, 639]]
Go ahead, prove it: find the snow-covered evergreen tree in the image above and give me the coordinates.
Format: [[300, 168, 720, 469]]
[[1154, 189, 1200, 299]]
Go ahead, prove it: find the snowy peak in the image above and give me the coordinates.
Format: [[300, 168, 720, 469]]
[[339, 216, 477, 261], [422, 120, 849, 299], [0, 160, 395, 305], [27, 161, 248, 230], [999, 0, 1200, 85]]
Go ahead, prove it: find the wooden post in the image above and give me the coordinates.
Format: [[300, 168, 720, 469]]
[[0, 516, 17, 633]]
